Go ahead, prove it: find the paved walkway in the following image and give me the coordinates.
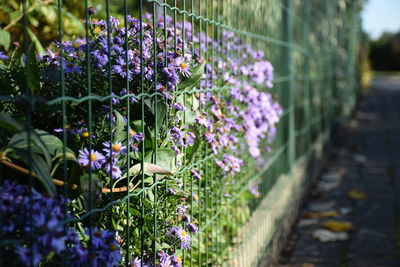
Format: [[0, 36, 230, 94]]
[[279, 76, 400, 267]]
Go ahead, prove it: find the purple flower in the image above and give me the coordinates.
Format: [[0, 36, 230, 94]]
[[182, 214, 191, 223], [105, 161, 122, 179], [112, 56, 132, 79], [177, 205, 187, 215], [174, 57, 191, 77], [187, 223, 198, 233], [130, 257, 142, 267], [91, 49, 108, 68], [185, 132, 196, 146], [102, 141, 126, 157], [171, 145, 180, 155], [190, 169, 201, 180], [0, 51, 9, 60], [88, 6, 96, 15], [64, 61, 82, 74], [130, 130, 144, 142], [78, 148, 106, 169], [172, 102, 185, 111]]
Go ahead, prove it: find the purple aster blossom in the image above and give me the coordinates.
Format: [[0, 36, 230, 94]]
[[158, 251, 170, 262], [157, 84, 172, 99], [0, 181, 124, 266], [185, 132, 196, 146], [203, 132, 216, 143], [102, 141, 126, 157], [110, 92, 120, 105], [190, 169, 201, 180], [162, 63, 180, 90], [168, 226, 191, 250], [0, 51, 9, 60], [130, 257, 142, 267], [91, 49, 108, 68], [16, 246, 42, 266], [131, 143, 139, 152], [187, 223, 198, 234], [64, 61, 82, 74], [78, 148, 106, 169], [172, 102, 185, 111], [171, 255, 182, 267], [112, 56, 132, 79], [171, 145, 180, 155], [130, 129, 144, 142], [176, 178, 183, 188], [168, 188, 177, 195], [177, 205, 187, 215], [160, 258, 173, 267], [120, 89, 138, 103], [249, 183, 261, 198], [182, 214, 191, 223], [174, 56, 191, 77], [88, 6, 96, 15], [195, 113, 212, 129], [105, 161, 122, 179]]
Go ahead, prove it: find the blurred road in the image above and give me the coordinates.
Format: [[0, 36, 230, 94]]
[[279, 75, 400, 267]]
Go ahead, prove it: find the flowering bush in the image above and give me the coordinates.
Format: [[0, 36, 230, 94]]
[[0, 9, 281, 266]]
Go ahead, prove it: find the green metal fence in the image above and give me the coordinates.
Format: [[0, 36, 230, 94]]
[[0, 0, 361, 266]]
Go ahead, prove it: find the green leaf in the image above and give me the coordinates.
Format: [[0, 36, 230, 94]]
[[145, 148, 177, 173], [9, 129, 52, 167], [177, 61, 205, 91], [0, 29, 10, 50], [27, 28, 45, 54], [80, 173, 103, 209], [114, 110, 127, 142], [127, 162, 173, 178], [27, 43, 40, 92], [34, 130, 74, 157], [0, 112, 25, 132], [185, 126, 201, 163], [13, 148, 56, 197], [144, 99, 167, 135], [176, 95, 197, 124]]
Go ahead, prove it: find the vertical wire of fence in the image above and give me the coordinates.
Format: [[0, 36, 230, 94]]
[[0, 0, 361, 266]]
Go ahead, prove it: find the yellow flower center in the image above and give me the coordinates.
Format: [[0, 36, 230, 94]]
[[180, 62, 188, 69], [90, 154, 97, 161], [177, 256, 182, 263], [94, 26, 101, 34], [112, 143, 122, 152], [129, 129, 136, 137], [73, 43, 80, 49], [81, 132, 90, 138], [181, 230, 187, 237]]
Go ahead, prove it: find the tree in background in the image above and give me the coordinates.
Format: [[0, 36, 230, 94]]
[[369, 31, 400, 71]]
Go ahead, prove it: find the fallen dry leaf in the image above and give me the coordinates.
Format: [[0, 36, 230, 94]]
[[323, 220, 353, 232], [303, 210, 339, 219], [312, 229, 349, 242], [348, 188, 367, 200], [309, 200, 336, 212], [298, 218, 319, 227]]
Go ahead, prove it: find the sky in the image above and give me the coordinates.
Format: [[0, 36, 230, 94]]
[[362, 0, 400, 39]]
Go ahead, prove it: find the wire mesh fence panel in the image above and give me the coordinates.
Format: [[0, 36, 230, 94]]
[[0, 0, 361, 266]]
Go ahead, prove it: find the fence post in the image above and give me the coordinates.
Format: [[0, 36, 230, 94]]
[[282, 0, 295, 167]]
